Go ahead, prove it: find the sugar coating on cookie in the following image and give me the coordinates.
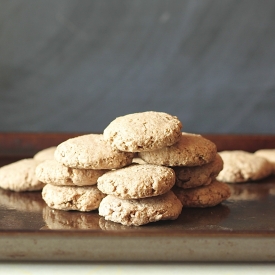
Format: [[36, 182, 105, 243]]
[[103, 111, 182, 152], [33, 146, 56, 161], [138, 132, 217, 166], [254, 149, 275, 174], [42, 184, 106, 211], [36, 159, 108, 186], [173, 153, 223, 189], [217, 150, 273, 183], [0, 159, 45, 192], [54, 134, 134, 169], [173, 180, 231, 208], [97, 164, 175, 199], [99, 191, 183, 226]]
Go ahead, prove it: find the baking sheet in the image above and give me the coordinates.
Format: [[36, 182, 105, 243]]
[[0, 133, 275, 262]]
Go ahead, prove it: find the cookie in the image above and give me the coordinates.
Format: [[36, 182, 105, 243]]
[[97, 164, 175, 199], [138, 132, 217, 166], [217, 150, 272, 183], [54, 134, 134, 169], [103, 111, 182, 152], [173, 180, 231, 208], [36, 159, 107, 186], [98, 190, 183, 226], [42, 184, 106, 211], [254, 149, 275, 174], [173, 153, 223, 189], [33, 146, 56, 161], [0, 159, 45, 192]]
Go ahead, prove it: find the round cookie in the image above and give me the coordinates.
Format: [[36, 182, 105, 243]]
[[42, 184, 106, 212], [173, 153, 223, 189], [138, 132, 217, 166], [36, 159, 108, 186], [173, 180, 231, 208], [97, 164, 175, 199], [33, 146, 56, 161], [54, 134, 134, 169], [0, 159, 45, 192], [217, 150, 273, 183], [98, 191, 183, 226], [254, 149, 275, 174], [103, 111, 182, 152]]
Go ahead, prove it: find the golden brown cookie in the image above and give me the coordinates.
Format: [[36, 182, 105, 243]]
[[42, 184, 106, 211], [54, 134, 134, 169], [103, 111, 182, 152], [254, 149, 275, 174], [97, 164, 175, 199], [36, 159, 108, 186], [138, 132, 217, 166], [0, 159, 45, 192], [98, 190, 183, 226], [173, 153, 223, 189], [173, 180, 231, 207], [217, 150, 273, 183], [33, 146, 56, 161]]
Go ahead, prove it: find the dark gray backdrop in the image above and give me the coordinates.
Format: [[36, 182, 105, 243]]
[[1, 0, 275, 134]]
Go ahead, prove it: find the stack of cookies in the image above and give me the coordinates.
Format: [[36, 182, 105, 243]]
[[36, 134, 135, 212], [98, 111, 184, 226], [138, 132, 231, 208], [35, 111, 231, 227], [98, 111, 230, 226]]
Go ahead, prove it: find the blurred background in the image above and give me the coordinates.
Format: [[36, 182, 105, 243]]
[[1, 0, 275, 134]]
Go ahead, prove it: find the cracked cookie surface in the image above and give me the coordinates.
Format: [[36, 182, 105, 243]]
[[54, 134, 134, 169], [103, 111, 182, 152], [173, 153, 223, 189], [98, 190, 183, 226], [36, 159, 108, 186], [42, 184, 106, 211], [138, 132, 217, 166], [173, 180, 231, 207], [97, 164, 175, 199]]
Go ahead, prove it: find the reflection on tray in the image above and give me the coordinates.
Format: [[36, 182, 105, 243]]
[[41, 206, 101, 230], [98, 204, 231, 231], [0, 188, 46, 212], [226, 176, 275, 201]]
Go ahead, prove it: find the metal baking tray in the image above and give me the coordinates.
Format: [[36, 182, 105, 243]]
[[0, 133, 275, 262]]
